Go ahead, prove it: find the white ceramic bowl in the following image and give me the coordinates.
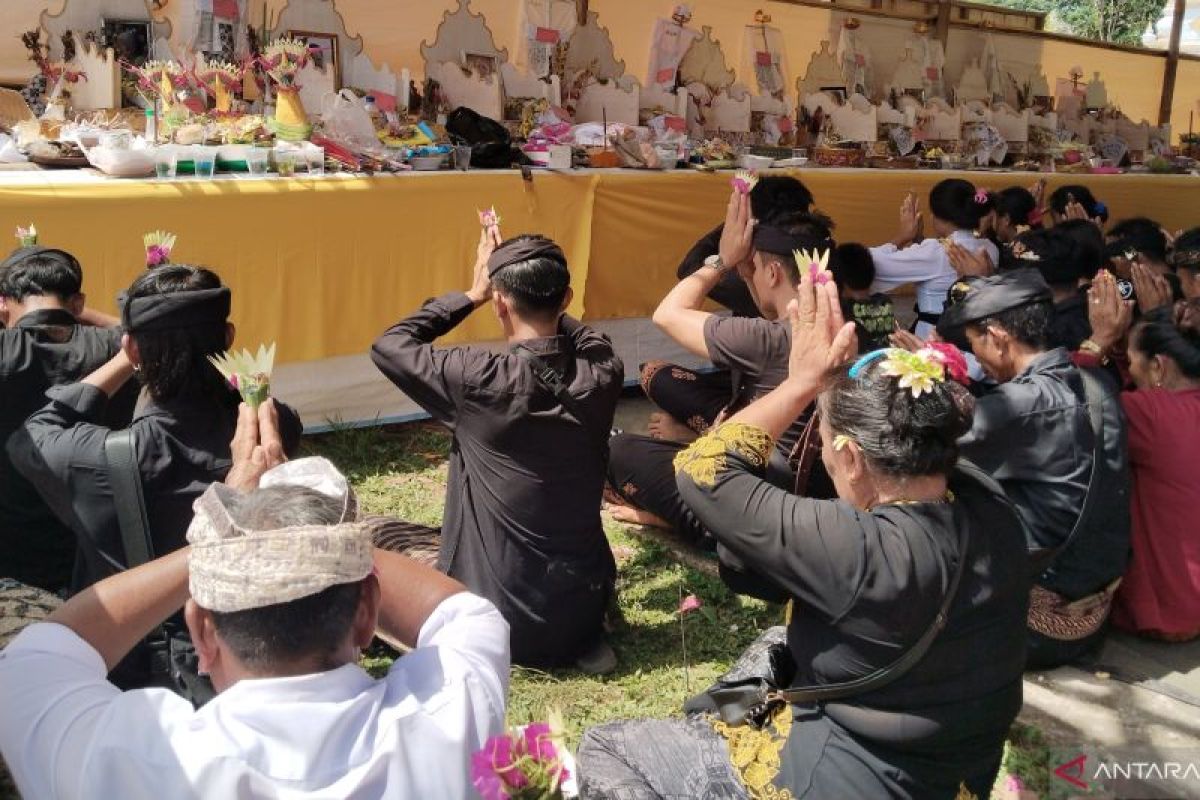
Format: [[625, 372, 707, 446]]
[[84, 145, 156, 177], [410, 155, 445, 171]]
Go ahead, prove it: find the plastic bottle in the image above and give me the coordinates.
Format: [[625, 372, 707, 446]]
[[144, 106, 157, 144], [364, 95, 382, 128]]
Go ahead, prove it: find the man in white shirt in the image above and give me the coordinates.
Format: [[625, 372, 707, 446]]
[[0, 402, 510, 800]]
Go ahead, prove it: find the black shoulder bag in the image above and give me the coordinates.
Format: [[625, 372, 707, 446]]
[[513, 345, 610, 462], [685, 461, 1017, 729], [104, 430, 216, 707], [1026, 367, 1107, 577]]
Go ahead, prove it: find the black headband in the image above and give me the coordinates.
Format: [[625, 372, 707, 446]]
[[486, 238, 567, 278], [751, 224, 828, 257], [0, 246, 81, 275], [120, 287, 231, 333]]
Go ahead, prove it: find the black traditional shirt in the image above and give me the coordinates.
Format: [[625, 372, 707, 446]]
[[7, 382, 302, 593], [0, 310, 133, 591], [371, 292, 623, 667], [676, 423, 1029, 799], [959, 349, 1131, 599]]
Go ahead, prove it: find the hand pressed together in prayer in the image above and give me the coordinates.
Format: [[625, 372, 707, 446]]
[[1064, 194, 1103, 229], [1131, 261, 1173, 314], [947, 241, 994, 277], [717, 187, 755, 269], [466, 225, 504, 307], [225, 399, 287, 493], [889, 325, 926, 353], [1030, 177, 1047, 209], [786, 270, 859, 389], [1087, 270, 1135, 354]]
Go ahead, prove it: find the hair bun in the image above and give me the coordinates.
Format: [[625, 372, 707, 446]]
[[943, 381, 976, 439]]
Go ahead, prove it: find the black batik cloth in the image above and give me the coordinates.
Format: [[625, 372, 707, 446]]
[[0, 310, 135, 591], [372, 292, 624, 668]]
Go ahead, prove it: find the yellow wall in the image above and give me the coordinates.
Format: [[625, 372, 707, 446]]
[[0, 0, 1185, 137], [1170, 58, 1200, 138]]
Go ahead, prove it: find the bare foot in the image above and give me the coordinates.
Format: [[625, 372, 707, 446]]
[[647, 412, 699, 444], [605, 502, 673, 530]]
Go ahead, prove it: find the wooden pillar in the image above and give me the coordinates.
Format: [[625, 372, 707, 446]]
[[934, 1, 952, 46], [1159, 0, 1187, 126]]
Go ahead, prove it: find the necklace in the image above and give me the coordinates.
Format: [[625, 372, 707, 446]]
[[871, 490, 955, 510]]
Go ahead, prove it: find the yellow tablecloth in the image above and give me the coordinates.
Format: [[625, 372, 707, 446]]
[[2, 168, 1197, 365]]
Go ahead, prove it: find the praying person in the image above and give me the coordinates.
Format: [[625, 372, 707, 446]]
[[371, 228, 622, 673], [607, 188, 835, 544], [1082, 279, 1200, 641], [1010, 227, 1093, 351], [0, 407, 509, 799], [829, 242, 894, 353], [1047, 184, 1108, 228], [870, 179, 1000, 337], [0, 244, 134, 593], [937, 270, 1130, 669], [982, 185, 1039, 245], [1169, 228, 1200, 300], [676, 175, 815, 318], [8, 264, 303, 687], [580, 272, 1029, 800]]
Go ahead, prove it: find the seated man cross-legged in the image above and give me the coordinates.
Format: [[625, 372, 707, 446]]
[[371, 227, 623, 673], [0, 242, 134, 593], [608, 187, 835, 544], [0, 405, 509, 799]]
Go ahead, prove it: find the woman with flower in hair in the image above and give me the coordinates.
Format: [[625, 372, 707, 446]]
[[579, 269, 1029, 800], [870, 178, 1000, 338], [1084, 275, 1200, 641]]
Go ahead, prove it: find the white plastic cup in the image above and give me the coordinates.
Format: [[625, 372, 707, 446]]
[[274, 148, 297, 177]]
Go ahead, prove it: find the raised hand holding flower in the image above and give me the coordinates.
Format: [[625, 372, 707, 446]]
[[15, 224, 37, 247]]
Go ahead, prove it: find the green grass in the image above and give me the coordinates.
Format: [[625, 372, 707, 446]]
[[305, 421, 1050, 797]]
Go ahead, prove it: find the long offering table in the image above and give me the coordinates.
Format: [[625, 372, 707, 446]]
[[3, 167, 1197, 427]]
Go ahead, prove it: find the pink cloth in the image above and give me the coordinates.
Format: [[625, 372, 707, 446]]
[[1112, 388, 1200, 636]]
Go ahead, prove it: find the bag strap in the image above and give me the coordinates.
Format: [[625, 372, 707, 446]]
[[514, 345, 610, 460], [104, 429, 155, 569], [1028, 367, 1107, 573], [779, 470, 987, 705]]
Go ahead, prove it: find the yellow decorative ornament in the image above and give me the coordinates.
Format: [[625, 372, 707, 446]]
[[673, 422, 774, 488], [712, 705, 795, 799], [263, 38, 313, 141]]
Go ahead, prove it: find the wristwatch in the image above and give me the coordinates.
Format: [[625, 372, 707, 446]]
[[703, 254, 730, 274], [1078, 338, 1110, 365]]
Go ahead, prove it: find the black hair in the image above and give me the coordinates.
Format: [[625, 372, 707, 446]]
[[1013, 227, 1084, 287], [1049, 185, 1109, 223], [489, 234, 570, 322], [1053, 219, 1106, 280], [930, 178, 992, 231], [757, 211, 836, 284], [0, 249, 83, 302], [1172, 228, 1200, 273], [1108, 218, 1169, 264], [749, 175, 814, 221], [820, 359, 975, 477], [1132, 300, 1200, 379], [124, 264, 228, 403], [990, 186, 1037, 228], [830, 243, 875, 291], [210, 486, 365, 670], [976, 300, 1055, 349]]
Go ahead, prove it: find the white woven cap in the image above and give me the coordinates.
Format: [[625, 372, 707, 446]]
[[187, 458, 372, 613]]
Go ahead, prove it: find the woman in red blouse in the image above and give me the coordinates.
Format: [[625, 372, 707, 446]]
[[1080, 272, 1200, 640]]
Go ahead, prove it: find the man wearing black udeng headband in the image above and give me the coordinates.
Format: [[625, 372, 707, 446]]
[[8, 264, 303, 686], [372, 228, 623, 673]]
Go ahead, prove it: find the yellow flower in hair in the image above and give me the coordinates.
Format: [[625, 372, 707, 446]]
[[879, 349, 946, 398], [832, 434, 852, 451]]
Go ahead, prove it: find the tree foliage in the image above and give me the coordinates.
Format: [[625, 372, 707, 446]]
[[986, 0, 1169, 46]]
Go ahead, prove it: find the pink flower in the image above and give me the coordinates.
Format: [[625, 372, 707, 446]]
[[974, 188, 990, 205], [471, 735, 527, 799], [679, 594, 702, 615], [522, 723, 558, 763], [923, 342, 970, 385], [809, 262, 830, 285], [145, 245, 170, 267]]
